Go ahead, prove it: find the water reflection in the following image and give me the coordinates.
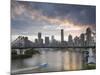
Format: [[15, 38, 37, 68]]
[[11, 48, 83, 72]]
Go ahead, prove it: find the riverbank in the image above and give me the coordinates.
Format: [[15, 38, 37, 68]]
[[83, 63, 96, 70], [11, 49, 40, 59], [12, 54, 32, 59]]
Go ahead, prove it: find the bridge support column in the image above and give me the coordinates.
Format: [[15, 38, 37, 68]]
[[22, 50, 26, 55], [19, 49, 23, 55], [15, 49, 20, 55], [15, 49, 26, 55], [88, 48, 96, 64]]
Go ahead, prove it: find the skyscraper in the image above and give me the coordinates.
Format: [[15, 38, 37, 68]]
[[86, 27, 92, 46], [74, 36, 79, 46], [51, 35, 55, 42], [68, 34, 73, 46], [35, 39, 38, 44], [37, 32, 43, 45], [80, 33, 85, 46], [61, 29, 64, 43], [38, 32, 41, 39], [45, 37, 49, 45], [68, 34, 72, 42]]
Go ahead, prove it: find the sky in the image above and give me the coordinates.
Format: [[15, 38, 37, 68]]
[[11, 0, 96, 42]]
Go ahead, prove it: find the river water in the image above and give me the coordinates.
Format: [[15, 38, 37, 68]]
[[11, 48, 83, 73]]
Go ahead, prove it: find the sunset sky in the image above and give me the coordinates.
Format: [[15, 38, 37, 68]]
[[11, 0, 96, 41]]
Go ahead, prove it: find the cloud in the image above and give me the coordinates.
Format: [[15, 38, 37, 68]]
[[11, 0, 96, 40], [11, 0, 96, 24]]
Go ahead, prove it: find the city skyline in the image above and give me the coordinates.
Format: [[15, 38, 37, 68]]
[[11, 0, 96, 41], [11, 28, 95, 42], [12, 28, 96, 47]]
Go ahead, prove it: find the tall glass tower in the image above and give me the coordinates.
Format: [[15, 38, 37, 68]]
[[61, 29, 64, 43]]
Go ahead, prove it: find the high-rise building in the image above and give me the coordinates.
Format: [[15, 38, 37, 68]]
[[45, 37, 49, 45], [74, 36, 79, 46], [38, 38, 43, 45], [68, 34, 72, 42], [51, 35, 55, 42], [40, 38, 43, 44], [68, 34, 73, 46], [38, 32, 41, 39], [61, 29, 64, 43], [37, 32, 43, 45], [51, 35, 58, 46], [35, 39, 38, 44], [86, 27, 92, 46], [80, 33, 85, 46]]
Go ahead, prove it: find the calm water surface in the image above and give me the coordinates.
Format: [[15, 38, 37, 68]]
[[11, 48, 83, 73]]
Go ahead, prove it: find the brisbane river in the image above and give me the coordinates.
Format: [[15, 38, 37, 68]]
[[11, 48, 84, 73]]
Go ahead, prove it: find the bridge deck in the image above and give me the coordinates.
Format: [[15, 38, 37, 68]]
[[12, 46, 95, 49]]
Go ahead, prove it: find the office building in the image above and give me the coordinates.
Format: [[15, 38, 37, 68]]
[[61, 29, 64, 43], [38, 32, 41, 39], [86, 27, 92, 46], [35, 39, 38, 44], [74, 36, 79, 46], [45, 37, 49, 45], [37, 32, 43, 45], [68, 34, 73, 46], [80, 33, 85, 46]]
